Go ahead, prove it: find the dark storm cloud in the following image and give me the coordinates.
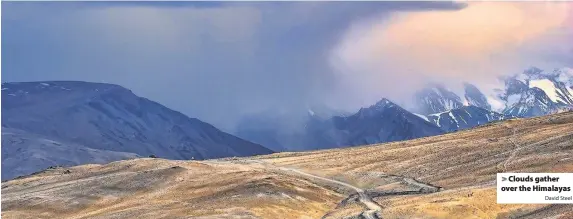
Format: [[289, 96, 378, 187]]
[[2, 2, 466, 131]]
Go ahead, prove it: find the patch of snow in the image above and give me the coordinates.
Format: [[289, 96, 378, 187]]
[[462, 98, 469, 106], [566, 87, 573, 99], [464, 109, 472, 118], [448, 111, 459, 128], [413, 113, 429, 122], [2, 88, 8, 91], [529, 79, 561, 103], [435, 115, 442, 127], [308, 109, 315, 116], [40, 83, 50, 86]]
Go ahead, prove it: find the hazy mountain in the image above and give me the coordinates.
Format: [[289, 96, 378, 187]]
[[499, 68, 573, 117], [237, 99, 445, 151], [308, 98, 445, 149], [1, 81, 272, 179], [463, 83, 491, 110], [414, 85, 464, 115], [1, 128, 140, 180]]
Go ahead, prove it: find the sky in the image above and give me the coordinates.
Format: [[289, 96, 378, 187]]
[[2, 2, 573, 132]]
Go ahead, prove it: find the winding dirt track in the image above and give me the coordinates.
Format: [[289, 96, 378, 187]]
[[502, 125, 522, 172], [237, 159, 441, 219], [229, 159, 384, 218], [278, 166, 383, 219]]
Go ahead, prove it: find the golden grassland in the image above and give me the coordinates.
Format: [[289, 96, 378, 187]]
[[3, 112, 573, 219]]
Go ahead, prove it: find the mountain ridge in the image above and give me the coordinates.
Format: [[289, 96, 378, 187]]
[[1, 81, 272, 179]]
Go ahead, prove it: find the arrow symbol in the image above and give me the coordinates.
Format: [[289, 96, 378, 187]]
[[502, 177, 507, 181]]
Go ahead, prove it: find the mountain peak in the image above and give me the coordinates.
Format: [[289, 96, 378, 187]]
[[463, 82, 491, 110], [356, 98, 400, 117], [372, 98, 395, 108], [415, 84, 464, 115]]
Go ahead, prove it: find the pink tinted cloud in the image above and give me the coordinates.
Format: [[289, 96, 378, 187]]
[[328, 2, 573, 110]]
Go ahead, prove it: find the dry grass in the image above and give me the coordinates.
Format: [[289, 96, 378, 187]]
[[2, 159, 343, 219], [3, 112, 573, 219]]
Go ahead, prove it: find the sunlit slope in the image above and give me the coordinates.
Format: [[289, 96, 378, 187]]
[[2, 159, 344, 219], [2, 112, 572, 219], [258, 112, 573, 189]]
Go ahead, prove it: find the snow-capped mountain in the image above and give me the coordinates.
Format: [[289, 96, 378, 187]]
[[415, 85, 464, 115], [425, 105, 508, 132], [416, 68, 573, 123], [308, 98, 444, 149], [499, 68, 573, 117], [2, 81, 272, 179], [464, 83, 491, 111], [237, 99, 444, 151], [238, 67, 573, 153]]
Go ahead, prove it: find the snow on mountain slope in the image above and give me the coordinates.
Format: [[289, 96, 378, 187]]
[[502, 87, 560, 118], [463, 83, 491, 110], [497, 68, 573, 117], [236, 99, 444, 151], [310, 98, 444, 149], [426, 106, 508, 132], [1, 128, 140, 180], [415, 85, 464, 115], [412, 113, 430, 122], [529, 79, 573, 105], [1, 81, 272, 177]]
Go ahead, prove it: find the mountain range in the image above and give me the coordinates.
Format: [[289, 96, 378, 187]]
[[2, 67, 573, 180], [1, 81, 272, 180], [237, 67, 573, 150]]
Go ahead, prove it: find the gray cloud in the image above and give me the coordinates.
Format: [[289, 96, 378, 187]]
[[8, 2, 539, 132]]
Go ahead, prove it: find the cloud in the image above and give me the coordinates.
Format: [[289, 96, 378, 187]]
[[3, 2, 465, 131], [329, 2, 573, 110], [5, 2, 569, 132]]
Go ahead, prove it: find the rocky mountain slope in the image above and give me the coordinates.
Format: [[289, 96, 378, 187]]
[[413, 68, 573, 131], [1, 81, 272, 179], [237, 99, 445, 151], [499, 68, 573, 117], [310, 98, 444, 149], [236, 68, 573, 153], [1, 128, 140, 180], [425, 105, 509, 132], [463, 83, 491, 110], [414, 85, 465, 115]]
